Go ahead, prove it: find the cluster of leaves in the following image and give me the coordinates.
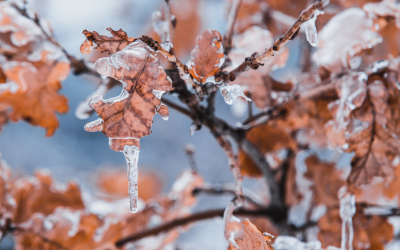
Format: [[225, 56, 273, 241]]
[[3, 0, 400, 249]]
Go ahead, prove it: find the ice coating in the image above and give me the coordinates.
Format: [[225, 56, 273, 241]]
[[84, 118, 104, 132], [80, 39, 93, 55], [0, 81, 18, 94], [220, 84, 252, 105], [152, 89, 166, 100], [123, 145, 140, 213], [273, 236, 322, 250], [161, 41, 174, 53], [302, 10, 324, 47]]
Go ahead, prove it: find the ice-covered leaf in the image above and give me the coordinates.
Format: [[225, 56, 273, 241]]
[[313, 8, 382, 73], [188, 29, 224, 84], [82, 28, 135, 55], [0, 47, 70, 136], [234, 219, 274, 250], [14, 208, 124, 250], [12, 170, 84, 224], [304, 155, 345, 207], [0, 2, 43, 47], [84, 41, 172, 152], [227, 26, 289, 109]]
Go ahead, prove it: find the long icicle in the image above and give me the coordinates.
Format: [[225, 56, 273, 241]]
[[123, 145, 140, 213], [339, 186, 356, 250]]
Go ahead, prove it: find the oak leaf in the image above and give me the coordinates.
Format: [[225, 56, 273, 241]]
[[82, 27, 135, 54], [188, 29, 225, 84], [12, 170, 84, 223], [84, 41, 173, 151], [0, 50, 70, 136], [14, 208, 124, 250], [304, 155, 345, 207], [234, 218, 274, 250]]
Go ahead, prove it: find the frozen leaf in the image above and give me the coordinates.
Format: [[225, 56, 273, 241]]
[[0, 47, 70, 136], [84, 41, 172, 152], [12, 170, 84, 223], [14, 208, 124, 250], [0, 2, 43, 47], [304, 155, 345, 207], [188, 29, 224, 84], [313, 8, 383, 73], [234, 219, 274, 250], [82, 28, 135, 55], [227, 26, 289, 109]]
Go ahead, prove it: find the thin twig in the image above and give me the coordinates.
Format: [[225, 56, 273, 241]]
[[223, 0, 243, 54], [115, 208, 273, 248], [218, 0, 326, 83]]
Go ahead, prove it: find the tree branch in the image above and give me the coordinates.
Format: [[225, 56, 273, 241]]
[[223, 0, 243, 54], [115, 208, 274, 248]]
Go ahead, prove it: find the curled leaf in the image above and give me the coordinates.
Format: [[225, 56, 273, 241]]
[[82, 28, 135, 54], [188, 29, 225, 84]]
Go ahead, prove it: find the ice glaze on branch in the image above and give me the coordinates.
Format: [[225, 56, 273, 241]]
[[218, 0, 327, 83]]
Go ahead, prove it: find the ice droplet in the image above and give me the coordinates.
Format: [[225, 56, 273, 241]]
[[339, 186, 356, 250], [152, 89, 166, 100], [190, 123, 196, 136], [302, 10, 324, 47], [123, 145, 140, 213], [220, 84, 251, 105], [84, 118, 104, 132], [80, 39, 93, 55], [161, 41, 174, 53]]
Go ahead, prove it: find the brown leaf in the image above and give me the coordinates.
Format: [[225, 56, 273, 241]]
[[82, 28, 135, 55], [12, 170, 84, 223], [0, 51, 69, 136], [239, 124, 295, 177], [14, 208, 124, 250], [188, 29, 224, 84], [84, 41, 172, 151], [96, 168, 162, 201], [234, 218, 274, 250], [304, 155, 345, 207]]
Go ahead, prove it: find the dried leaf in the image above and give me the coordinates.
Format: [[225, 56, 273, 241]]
[[14, 208, 124, 250], [12, 170, 84, 223], [304, 155, 345, 207], [0, 51, 69, 136], [188, 29, 224, 83], [82, 28, 135, 54], [84, 41, 172, 151], [234, 219, 274, 250]]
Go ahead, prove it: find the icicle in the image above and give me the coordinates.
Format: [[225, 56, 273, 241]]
[[122, 145, 140, 213], [190, 123, 196, 136], [152, 89, 166, 100], [220, 84, 251, 105], [339, 186, 356, 250], [302, 10, 324, 47]]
